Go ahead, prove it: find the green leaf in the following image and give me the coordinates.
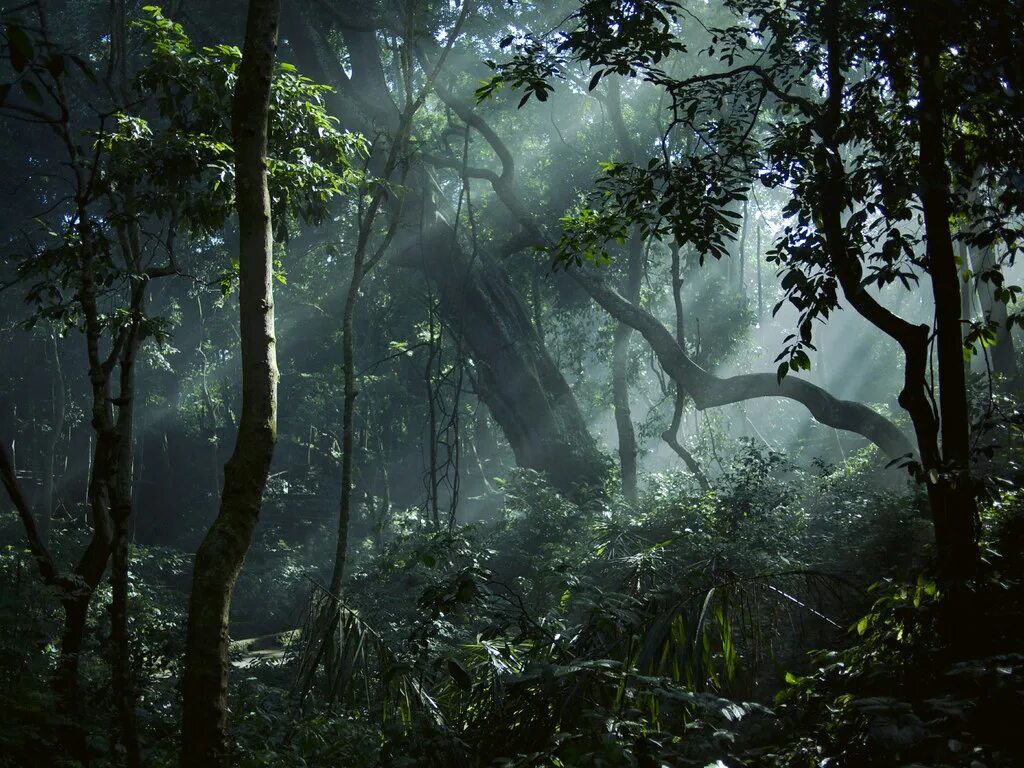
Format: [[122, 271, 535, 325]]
[[857, 615, 870, 635], [776, 361, 789, 384]]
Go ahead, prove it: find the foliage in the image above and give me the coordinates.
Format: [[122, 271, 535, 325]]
[[763, 578, 1024, 767], [129, 7, 366, 242]]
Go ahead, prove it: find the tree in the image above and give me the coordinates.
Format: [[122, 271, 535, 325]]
[[482, 0, 1024, 584], [284, 1, 610, 497], [0, 6, 174, 760], [180, 0, 282, 763]]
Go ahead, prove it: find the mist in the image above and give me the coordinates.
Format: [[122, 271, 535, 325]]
[[1, 0, 1022, 765]]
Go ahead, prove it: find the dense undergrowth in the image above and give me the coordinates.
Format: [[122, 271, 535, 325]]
[[1, 445, 1021, 767]]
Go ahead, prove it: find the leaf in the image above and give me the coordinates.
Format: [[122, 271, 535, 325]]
[[70, 55, 97, 83], [447, 658, 473, 692], [7, 24, 34, 72], [857, 615, 870, 635], [455, 579, 476, 603], [20, 79, 43, 104], [588, 70, 603, 91], [45, 53, 65, 79]]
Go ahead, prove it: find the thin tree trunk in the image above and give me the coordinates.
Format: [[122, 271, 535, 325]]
[[56, 594, 91, 762], [970, 241, 1018, 382], [109, 277, 144, 768], [331, 265, 358, 592], [611, 233, 642, 504], [756, 219, 763, 319], [608, 79, 641, 503], [912, 4, 979, 580], [737, 199, 748, 290], [661, 241, 710, 489], [41, 330, 65, 542], [197, 294, 223, 498], [181, 1, 281, 763], [425, 305, 442, 528]]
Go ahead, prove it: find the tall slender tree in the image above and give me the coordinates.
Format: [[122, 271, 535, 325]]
[[180, 0, 281, 763]]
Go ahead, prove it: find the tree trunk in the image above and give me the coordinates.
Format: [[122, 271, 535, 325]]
[[109, 281, 144, 768], [397, 220, 609, 495], [41, 330, 65, 542], [56, 595, 91, 763], [912, 4, 980, 580], [661, 241, 710, 489], [611, 233, 642, 504], [970, 241, 1019, 382], [607, 80, 641, 503], [181, 0, 281, 764], [330, 259, 358, 594]]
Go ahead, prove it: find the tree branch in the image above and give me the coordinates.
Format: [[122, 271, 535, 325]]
[[0, 442, 63, 586]]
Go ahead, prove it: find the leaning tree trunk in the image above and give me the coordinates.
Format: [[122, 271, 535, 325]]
[[284, 14, 607, 497], [395, 214, 608, 495], [181, 0, 281, 764]]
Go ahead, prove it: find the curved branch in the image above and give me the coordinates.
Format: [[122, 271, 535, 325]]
[[416, 51, 913, 464], [575, 271, 916, 461]]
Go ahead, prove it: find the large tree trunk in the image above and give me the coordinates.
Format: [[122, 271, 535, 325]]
[[284, 14, 607, 496], [181, 0, 281, 764], [396, 216, 609, 495]]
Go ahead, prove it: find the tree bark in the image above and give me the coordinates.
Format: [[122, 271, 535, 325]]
[[396, 217, 609, 495], [607, 79, 641, 503], [181, 0, 281, 764], [41, 330, 65, 542], [911, 3, 979, 580]]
